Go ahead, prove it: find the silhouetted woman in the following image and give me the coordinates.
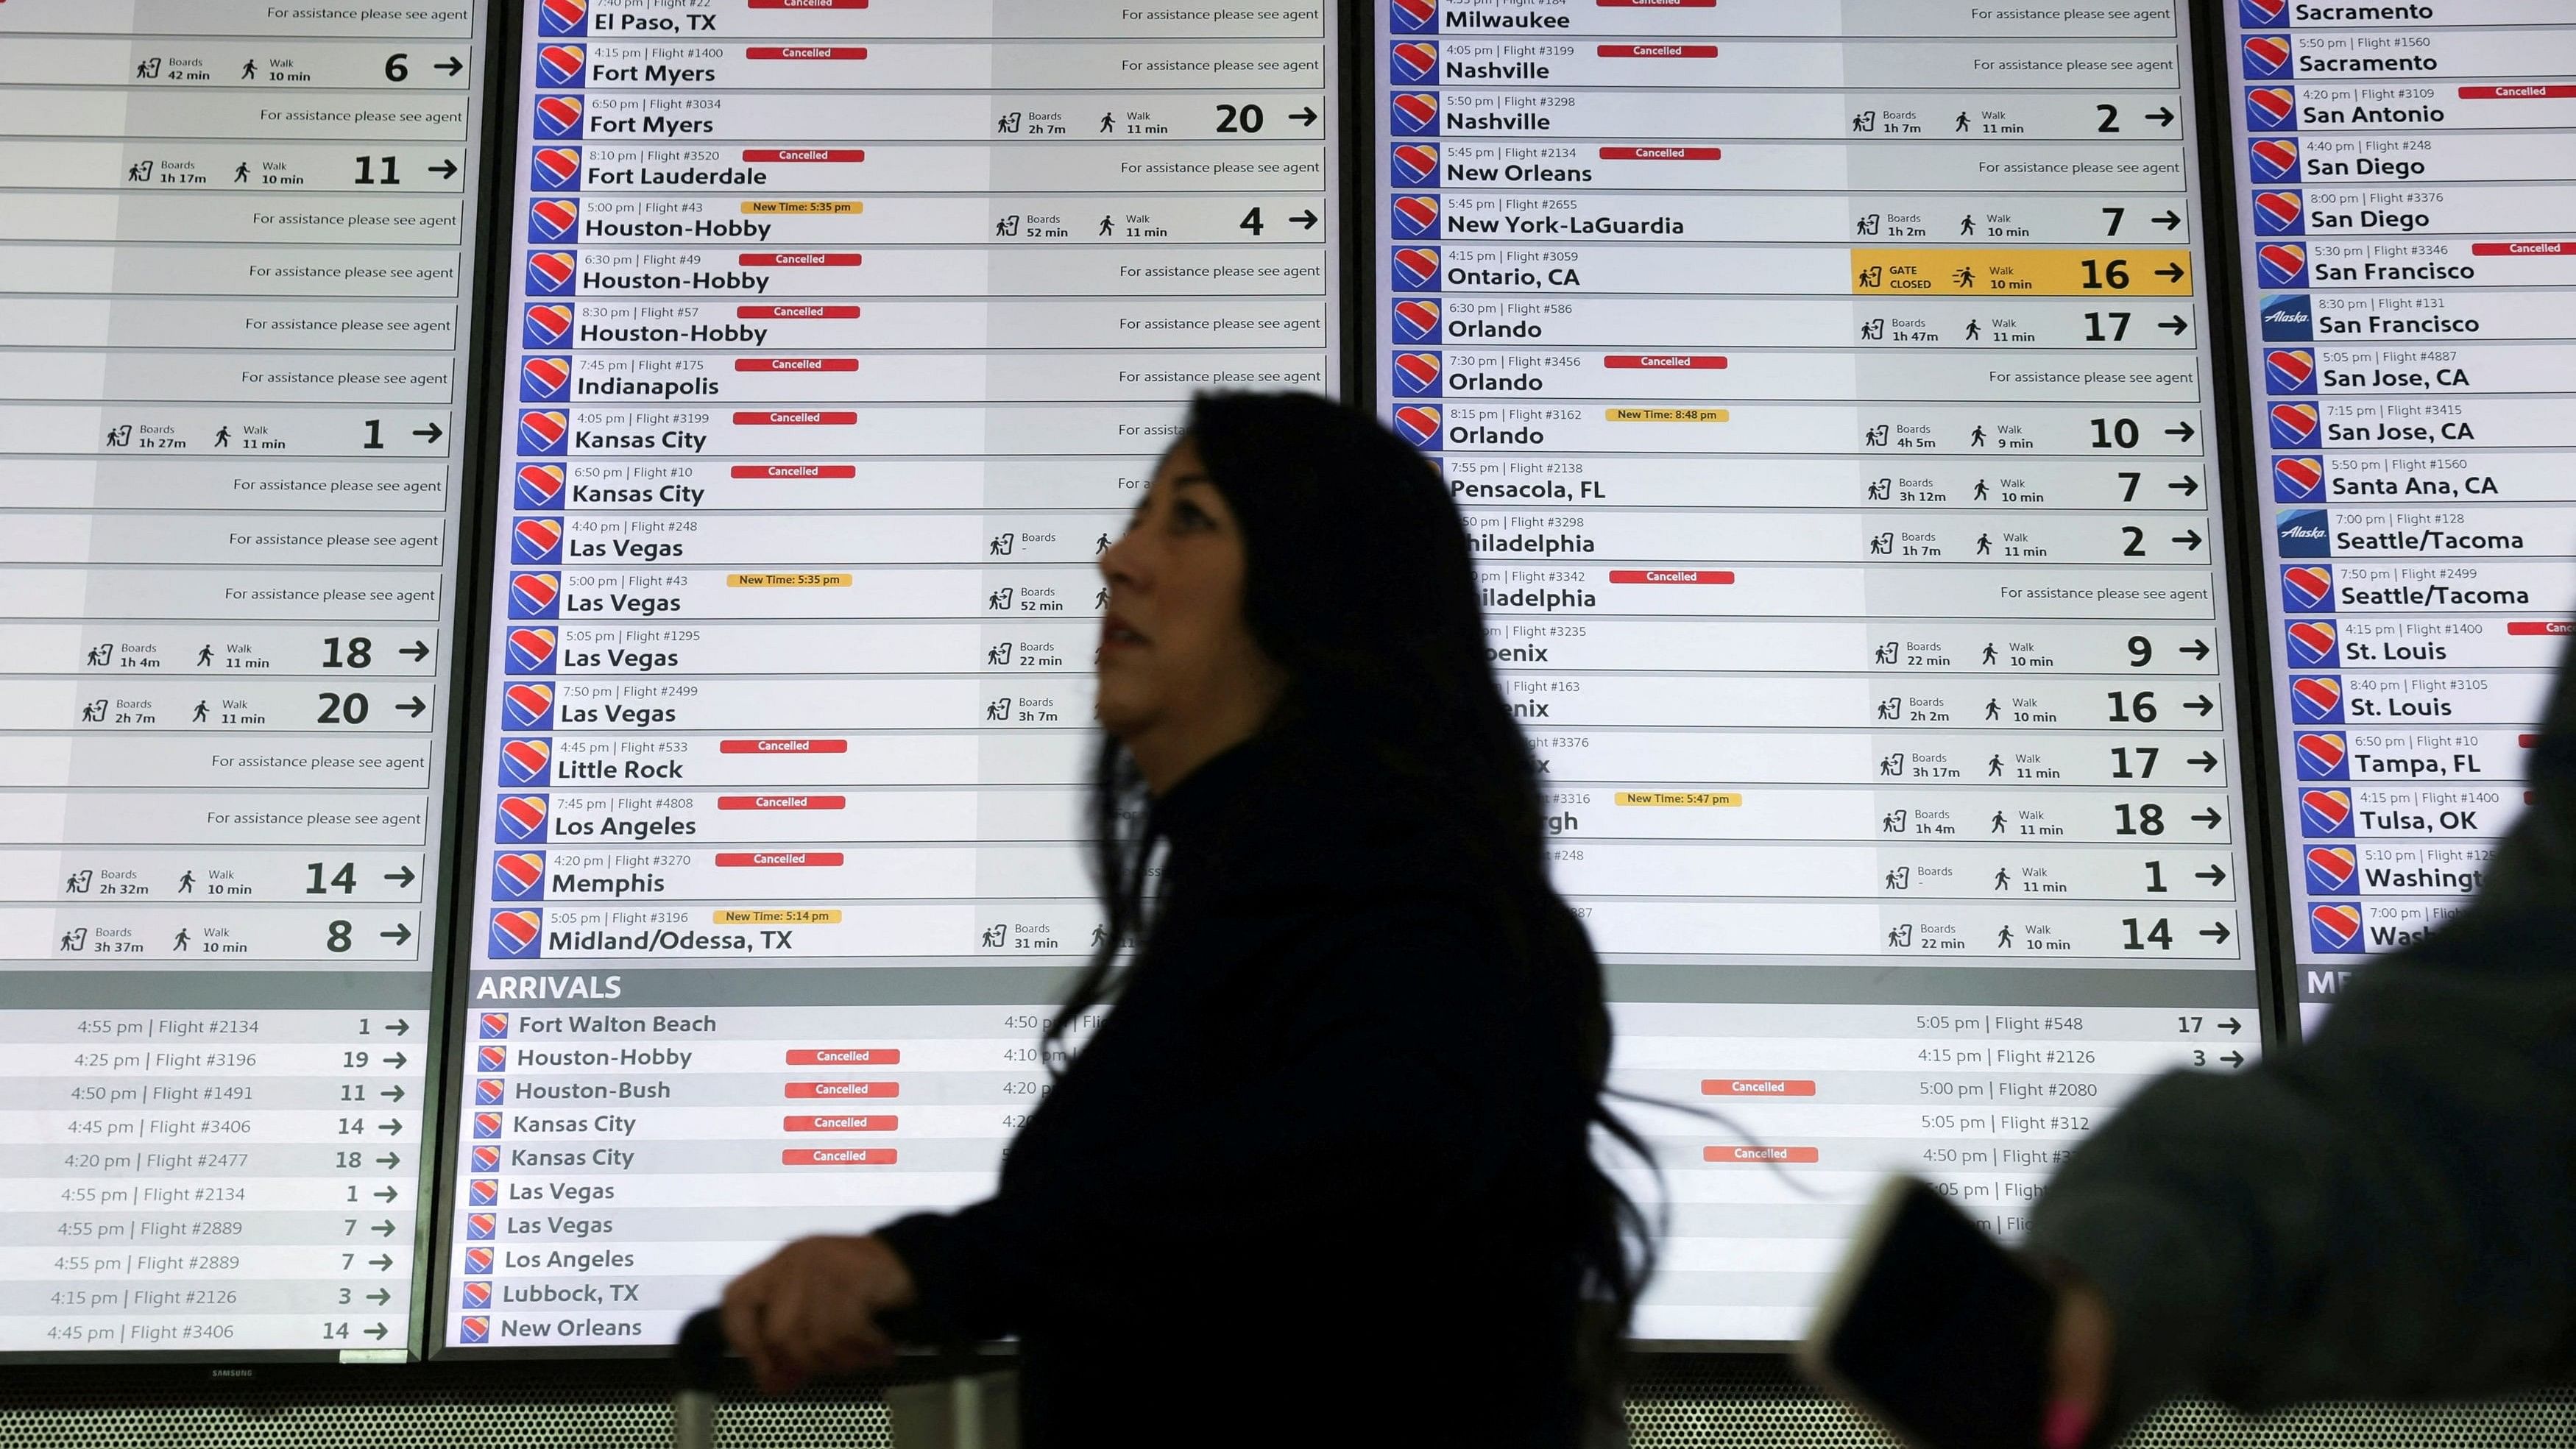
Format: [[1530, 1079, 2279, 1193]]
[[720, 392, 1651, 1445]]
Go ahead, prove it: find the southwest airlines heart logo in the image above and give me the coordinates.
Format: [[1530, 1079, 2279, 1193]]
[[503, 684, 555, 732], [1393, 299, 1441, 343], [506, 627, 557, 674], [493, 852, 546, 901], [1391, 144, 1439, 188], [1393, 352, 1443, 396], [496, 796, 551, 843], [2254, 191, 2304, 235], [512, 511, 564, 558], [523, 303, 573, 348], [520, 410, 568, 456], [529, 199, 579, 243], [2301, 788, 2354, 836], [2274, 456, 2324, 501], [1394, 405, 1442, 449], [2257, 242, 2307, 287], [1392, 41, 1437, 83], [2285, 620, 2339, 667], [1390, 0, 1436, 33], [509, 573, 560, 619], [2291, 675, 2343, 723], [480, 1013, 509, 1040], [2270, 403, 2320, 447], [521, 355, 572, 403], [476, 1080, 505, 1105], [516, 463, 566, 511], [537, 45, 586, 88], [1392, 194, 1441, 238], [2306, 848, 2360, 896], [490, 909, 543, 959], [527, 250, 577, 295], [1391, 92, 1440, 135], [479, 1046, 506, 1074], [2243, 0, 2288, 24], [2310, 904, 2364, 952], [499, 738, 553, 787], [531, 146, 582, 191], [1393, 247, 1440, 291], [2296, 731, 2349, 779], [2282, 565, 2333, 612], [539, 0, 588, 35], [465, 1242, 495, 1269], [2243, 35, 2292, 79], [534, 95, 584, 138], [2250, 139, 2301, 183], [2266, 348, 2317, 395], [2246, 86, 2296, 130]]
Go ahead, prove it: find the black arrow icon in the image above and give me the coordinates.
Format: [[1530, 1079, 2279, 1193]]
[[375, 1152, 401, 1169], [381, 1083, 406, 1103], [374, 1186, 398, 1202], [397, 697, 426, 718], [2156, 261, 2186, 283], [367, 1289, 392, 1305], [2148, 106, 2176, 127], [384, 867, 416, 888], [2196, 865, 2229, 887], [2190, 751, 2220, 773], [2221, 1050, 2246, 1068], [400, 641, 429, 662], [383, 1052, 408, 1070], [1292, 106, 1318, 127], [385, 1018, 410, 1035], [369, 1254, 394, 1271], [2165, 420, 2197, 443], [2181, 639, 2211, 660], [371, 1219, 396, 1236], [2154, 210, 2182, 230], [2201, 921, 2232, 945], [435, 57, 463, 76], [379, 1119, 403, 1136], [2186, 695, 2215, 716], [1291, 209, 1318, 230], [430, 160, 458, 180], [2220, 1017, 2243, 1034], [411, 422, 442, 444], [381, 923, 413, 946], [365, 1323, 389, 1339], [2159, 315, 2190, 335], [2172, 529, 2204, 551], [2168, 475, 2201, 497], [2193, 808, 2223, 829]]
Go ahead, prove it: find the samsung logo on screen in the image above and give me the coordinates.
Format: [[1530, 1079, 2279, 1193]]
[[2262, 293, 2313, 341]]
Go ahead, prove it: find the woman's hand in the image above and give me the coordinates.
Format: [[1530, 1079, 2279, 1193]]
[[720, 1234, 919, 1395], [2045, 1279, 2115, 1449]]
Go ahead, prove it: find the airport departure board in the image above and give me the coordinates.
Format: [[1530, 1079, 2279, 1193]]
[[2221, 1, 2576, 1033], [1373, 0, 2269, 1342], [445, 0, 1341, 1348], [0, 1, 487, 1356]]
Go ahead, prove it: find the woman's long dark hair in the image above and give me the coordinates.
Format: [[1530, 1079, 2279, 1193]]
[[1047, 391, 1654, 1424]]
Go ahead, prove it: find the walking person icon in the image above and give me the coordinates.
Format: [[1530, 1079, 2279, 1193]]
[[177, 871, 194, 893]]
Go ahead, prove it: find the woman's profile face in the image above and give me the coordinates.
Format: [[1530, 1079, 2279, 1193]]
[[1094, 439, 1283, 766]]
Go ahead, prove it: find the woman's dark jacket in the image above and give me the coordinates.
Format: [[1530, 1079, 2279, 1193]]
[[876, 732, 1599, 1445]]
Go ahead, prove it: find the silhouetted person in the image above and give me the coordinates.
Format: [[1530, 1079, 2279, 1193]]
[[721, 394, 1649, 1447]]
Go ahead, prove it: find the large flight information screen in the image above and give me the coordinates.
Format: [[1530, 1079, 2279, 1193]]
[[1373, 0, 2267, 1342], [447, 0, 1340, 1349], [2222, 1, 2576, 1032], [0, 1, 488, 1356]]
